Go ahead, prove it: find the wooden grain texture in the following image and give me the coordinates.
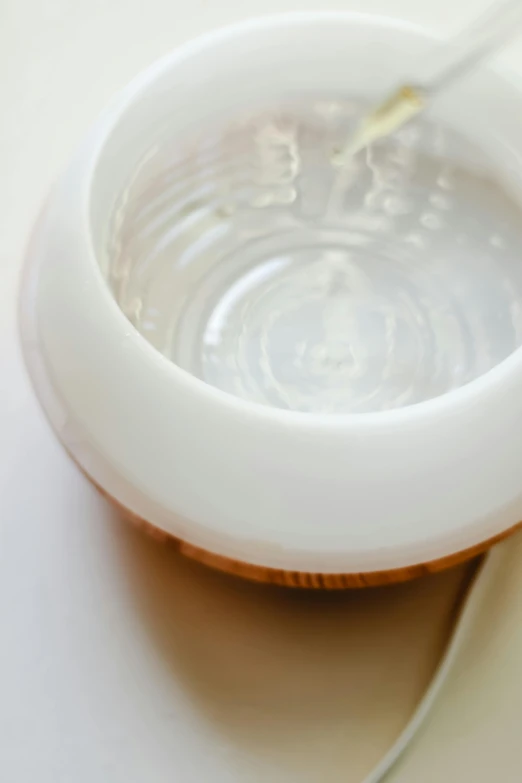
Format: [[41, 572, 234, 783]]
[[88, 470, 522, 589]]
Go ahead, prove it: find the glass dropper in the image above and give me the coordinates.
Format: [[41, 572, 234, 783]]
[[337, 0, 522, 161]]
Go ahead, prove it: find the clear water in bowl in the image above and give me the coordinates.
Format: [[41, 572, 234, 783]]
[[105, 97, 522, 413]]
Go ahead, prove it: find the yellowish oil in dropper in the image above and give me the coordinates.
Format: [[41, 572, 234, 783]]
[[335, 0, 522, 162], [333, 86, 425, 165]]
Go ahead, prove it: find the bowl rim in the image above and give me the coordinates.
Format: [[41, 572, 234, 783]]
[[82, 10, 522, 432]]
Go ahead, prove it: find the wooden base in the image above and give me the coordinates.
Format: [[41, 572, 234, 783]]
[[91, 475, 522, 588], [144, 517, 521, 588]]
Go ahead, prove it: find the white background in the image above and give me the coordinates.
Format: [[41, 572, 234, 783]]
[[3, 1, 522, 781]]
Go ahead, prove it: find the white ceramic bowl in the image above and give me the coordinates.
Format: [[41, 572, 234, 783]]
[[20, 12, 522, 585]]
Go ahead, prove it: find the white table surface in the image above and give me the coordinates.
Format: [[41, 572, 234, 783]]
[[3, 1, 522, 781]]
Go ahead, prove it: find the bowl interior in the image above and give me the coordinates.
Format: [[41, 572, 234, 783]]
[[90, 15, 522, 415]]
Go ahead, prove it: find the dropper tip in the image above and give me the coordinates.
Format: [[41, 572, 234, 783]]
[[334, 85, 426, 165]]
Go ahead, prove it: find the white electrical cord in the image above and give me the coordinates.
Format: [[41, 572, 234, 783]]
[[362, 550, 497, 783]]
